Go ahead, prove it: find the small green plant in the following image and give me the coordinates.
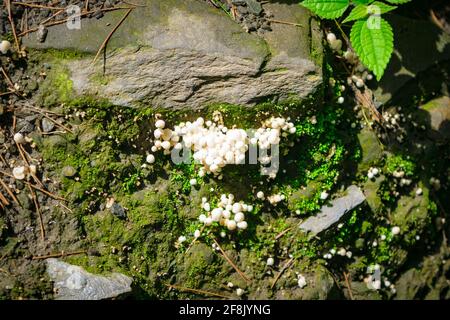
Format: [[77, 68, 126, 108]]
[[301, 0, 411, 80]]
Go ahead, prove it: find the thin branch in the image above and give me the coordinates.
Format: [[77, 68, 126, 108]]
[[271, 258, 294, 289], [11, 2, 65, 10], [0, 192, 9, 207], [0, 178, 20, 206], [32, 250, 87, 260], [27, 184, 45, 241], [213, 238, 251, 283], [92, 8, 134, 65], [165, 283, 231, 299], [343, 272, 354, 300], [6, 0, 20, 52], [275, 227, 292, 240], [267, 19, 304, 28]]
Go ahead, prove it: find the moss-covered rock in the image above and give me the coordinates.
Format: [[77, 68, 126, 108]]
[[24, 0, 323, 109]]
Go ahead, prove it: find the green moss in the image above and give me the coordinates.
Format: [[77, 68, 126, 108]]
[[37, 64, 74, 106]]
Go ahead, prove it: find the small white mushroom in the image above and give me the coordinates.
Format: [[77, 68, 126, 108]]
[[391, 226, 401, 235], [155, 119, 165, 129], [13, 166, 26, 180], [146, 154, 155, 164], [326, 33, 337, 43], [0, 40, 11, 54], [14, 133, 25, 144], [226, 220, 237, 231], [237, 221, 248, 230]]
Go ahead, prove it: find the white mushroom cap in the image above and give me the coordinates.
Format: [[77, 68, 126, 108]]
[[146, 154, 155, 164], [14, 133, 25, 144], [13, 166, 26, 180], [0, 40, 11, 54]]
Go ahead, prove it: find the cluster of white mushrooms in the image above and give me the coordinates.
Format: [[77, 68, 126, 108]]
[[367, 167, 380, 180], [267, 193, 285, 205], [198, 194, 252, 232], [147, 115, 296, 179], [323, 247, 353, 260], [326, 32, 374, 90], [391, 169, 413, 187]]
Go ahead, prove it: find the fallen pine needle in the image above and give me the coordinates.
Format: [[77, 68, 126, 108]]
[[32, 250, 87, 260], [213, 238, 251, 283], [92, 8, 134, 65], [27, 184, 45, 241], [267, 19, 303, 27], [271, 258, 294, 289], [0, 179, 19, 206], [165, 283, 231, 299], [343, 272, 354, 300]]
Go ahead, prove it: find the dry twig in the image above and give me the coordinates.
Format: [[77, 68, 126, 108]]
[[213, 239, 251, 283], [267, 19, 303, 27], [6, 0, 20, 52], [92, 7, 134, 65], [271, 258, 294, 289], [343, 272, 354, 300], [32, 250, 87, 260], [165, 283, 231, 299], [27, 184, 45, 241]]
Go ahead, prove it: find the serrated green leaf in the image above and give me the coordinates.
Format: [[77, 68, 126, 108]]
[[352, 0, 372, 4], [301, 0, 350, 19], [368, 2, 397, 14], [350, 17, 394, 80], [385, 0, 411, 4], [343, 5, 369, 23], [344, 2, 397, 23]]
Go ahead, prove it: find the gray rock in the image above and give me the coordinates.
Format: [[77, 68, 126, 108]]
[[357, 127, 383, 172], [299, 185, 366, 235], [245, 0, 262, 15], [24, 0, 322, 109], [46, 258, 132, 300], [373, 15, 450, 104], [16, 119, 34, 134], [41, 118, 55, 133], [420, 96, 450, 141], [110, 203, 126, 219]]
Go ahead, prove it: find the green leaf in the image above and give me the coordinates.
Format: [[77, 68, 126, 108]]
[[352, 0, 372, 4], [350, 17, 394, 80], [368, 1, 397, 14], [343, 5, 368, 23], [301, 0, 350, 19], [385, 0, 411, 4], [344, 1, 397, 23]]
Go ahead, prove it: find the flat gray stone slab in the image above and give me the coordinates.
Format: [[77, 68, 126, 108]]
[[299, 185, 366, 235], [46, 258, 132, 300], [24, 0, 322, 109]]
